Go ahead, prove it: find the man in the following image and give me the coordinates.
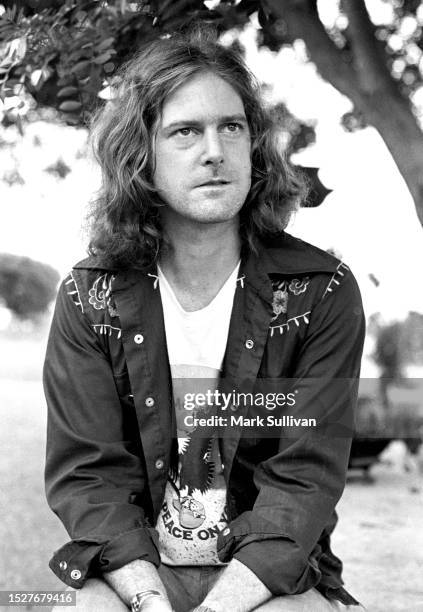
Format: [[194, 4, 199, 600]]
[[44, 27, 366, 612]]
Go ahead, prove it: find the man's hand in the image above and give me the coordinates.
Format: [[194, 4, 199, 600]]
[[199, 558, 272, 612], [136, 595, 174, 612], [103, 559, 172, 610]]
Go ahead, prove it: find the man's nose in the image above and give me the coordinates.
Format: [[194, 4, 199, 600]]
[[201, 129, 224, 166]]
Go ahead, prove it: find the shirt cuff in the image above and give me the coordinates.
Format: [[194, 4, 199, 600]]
[[232, 539, 319, 595], [50, 527, 160, 589], [217, 526, 320, 597]]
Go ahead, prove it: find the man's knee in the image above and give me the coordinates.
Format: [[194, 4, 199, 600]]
[[52, 579, 128, 612]]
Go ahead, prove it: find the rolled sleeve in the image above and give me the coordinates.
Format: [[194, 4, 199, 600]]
[[218, 268, 366, 595], [49, 527, 160, 588], [44, 279, 159, 588]]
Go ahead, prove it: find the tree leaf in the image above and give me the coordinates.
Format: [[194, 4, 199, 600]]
[[96, 36, 115, 52], [59, 100, 82, 111], [57, 85, 78, 97], [93, 51, 113, 64], [64, 114, 82, 125], [71, 59, 91, 73], [77, 76, 91, 86]]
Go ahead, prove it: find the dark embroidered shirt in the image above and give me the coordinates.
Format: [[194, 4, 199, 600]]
[[43, 231, 365, 605]]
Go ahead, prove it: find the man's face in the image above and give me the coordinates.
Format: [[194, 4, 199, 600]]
[[153, 71, 252, 227]]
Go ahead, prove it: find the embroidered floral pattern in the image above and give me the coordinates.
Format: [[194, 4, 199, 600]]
[[270, 280, 288, 322], [88, 273, 118, 317], [323, 262, 349, 299], [65, 272, 83, 312], [271, 289, 288, 322], [270, 311, 311, 337], [288, 277, 310, 296], [92, 323, 122, 339]]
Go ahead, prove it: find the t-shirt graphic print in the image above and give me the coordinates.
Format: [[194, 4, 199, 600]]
[[155, 263, 239, 565]]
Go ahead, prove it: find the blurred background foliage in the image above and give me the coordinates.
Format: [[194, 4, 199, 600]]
[[371, 312, 423, 370], [1, 0, 423, 222], [0, 253, 59, 320]]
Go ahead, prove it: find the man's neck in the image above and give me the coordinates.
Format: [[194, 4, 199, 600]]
[[159, 216, 241, 312]]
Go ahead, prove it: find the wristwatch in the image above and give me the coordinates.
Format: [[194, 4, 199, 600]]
[[130, 590, 163, 611]]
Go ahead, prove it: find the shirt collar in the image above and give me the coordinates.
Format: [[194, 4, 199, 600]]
[[73, 231, 338, 274], [254, 231, 339, 276]]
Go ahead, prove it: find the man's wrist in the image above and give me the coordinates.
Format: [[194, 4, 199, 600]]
[[130, 590, 167, 611]]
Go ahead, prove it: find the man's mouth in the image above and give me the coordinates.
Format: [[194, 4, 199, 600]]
[[197, 179, 230, 187]]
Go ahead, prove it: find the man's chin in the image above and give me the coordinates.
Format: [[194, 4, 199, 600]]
[[189, 208, 241, 225], [160, 195, 246, 226], [189, 198, 245, 223]]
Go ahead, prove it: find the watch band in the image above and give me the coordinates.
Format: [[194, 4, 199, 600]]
[[192, 607, 219, 612], [130, 590, 163, 612]]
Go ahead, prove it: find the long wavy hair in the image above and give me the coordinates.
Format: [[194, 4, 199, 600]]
[[88, 26, 308, 269]]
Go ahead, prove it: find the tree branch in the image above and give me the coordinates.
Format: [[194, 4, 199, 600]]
[[265, 0, 361, 101], [342, 0, 394, 93], [265, 0, 423, 225]]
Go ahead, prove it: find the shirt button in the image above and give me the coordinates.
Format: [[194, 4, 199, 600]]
[[245, 339, 254, 349], [134, 334, 144, 344], [222, 528, 231, 536], [155, 459, 164, 470], [145, 397, 155, 407], [70, 569, 81, 580], [59, 561, 67, 571]]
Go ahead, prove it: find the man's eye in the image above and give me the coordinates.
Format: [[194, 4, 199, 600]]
[[176, 127, 194, 136], [224, 122, 243, 133]]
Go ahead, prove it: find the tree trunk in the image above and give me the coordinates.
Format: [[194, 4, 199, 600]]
[[358, 91, 423, 223], [266, 0, 423, 227]]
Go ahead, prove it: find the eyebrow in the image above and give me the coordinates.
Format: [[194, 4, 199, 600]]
[[162, 114, 249, 132]]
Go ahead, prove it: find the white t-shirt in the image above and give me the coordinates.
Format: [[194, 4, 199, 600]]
[[155, 261, 239, 565]]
